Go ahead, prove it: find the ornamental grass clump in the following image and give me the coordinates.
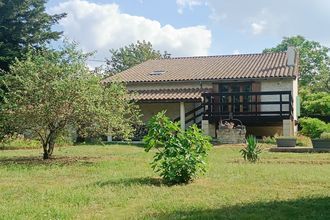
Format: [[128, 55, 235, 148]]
[[240, 135, 261, 163], [144, 111, 212, 185]]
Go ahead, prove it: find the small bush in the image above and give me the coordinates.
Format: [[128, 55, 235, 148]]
[[240, 135, 261, 163], [144, 111, 212, 184], [320, 132, 330, 140], [299, 117, 330, 139]]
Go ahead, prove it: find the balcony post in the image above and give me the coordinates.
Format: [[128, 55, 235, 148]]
[[180, 101, 185, 130], [280, 93, 282, 117]]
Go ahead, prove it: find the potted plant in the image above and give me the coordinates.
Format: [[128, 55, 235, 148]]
[[312, 132, 330, 149], [276, 136, 297, 147]]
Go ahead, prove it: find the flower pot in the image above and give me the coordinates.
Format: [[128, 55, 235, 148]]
[[312, 139, 330, 149], [276, 138, 296, 147]]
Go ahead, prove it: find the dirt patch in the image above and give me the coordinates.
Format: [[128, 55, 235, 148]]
[[213, 144, 245, 148], [0, 156, 101, 166]]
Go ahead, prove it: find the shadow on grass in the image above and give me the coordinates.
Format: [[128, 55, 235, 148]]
[[152, 197, 330, 220], [75, 141, 145, 147], [94, 177, 164, 187], [0, 156, 97, 166], [229, 158, 330, 165]]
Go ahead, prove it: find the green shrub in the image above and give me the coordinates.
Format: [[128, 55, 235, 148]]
[[299, 117, 330, 139], [300, 89, 330, 116], [144, 111, 212, 184], [320, 132, 330, 140], [240, 135, 261, 163]]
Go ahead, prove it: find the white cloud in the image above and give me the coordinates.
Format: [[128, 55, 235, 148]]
[[251, 20, 266, 35], [177, 0, 330, 45], [50, 0, 211, 67], [208, 8, 227, 22], [176, 0, 205, 14], [233, 49, 240, 55]]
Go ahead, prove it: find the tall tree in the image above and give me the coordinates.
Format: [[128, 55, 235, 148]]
[[0, 0, 66, 71], [263, 36, 330, 92], [106, 40, 170, 74], [299, 87, 330, 117], [0, 43, 141, 159]]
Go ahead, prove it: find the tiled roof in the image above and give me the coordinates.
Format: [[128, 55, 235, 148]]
[[131, 88, 211, 101], [104, 52, 299, 83]]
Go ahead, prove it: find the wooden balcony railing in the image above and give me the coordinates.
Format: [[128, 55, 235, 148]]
[[202, 91, 293, 121]]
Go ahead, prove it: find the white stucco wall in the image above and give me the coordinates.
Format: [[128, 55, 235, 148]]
[[292, 77, 298, 120], [127, 81, 213, 91], [260, 79, 297, 119], [138, 102, 196, 122]]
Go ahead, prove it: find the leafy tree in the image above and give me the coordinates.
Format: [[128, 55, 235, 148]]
[[144, 111, 211, 184], [300, 88, 330, 116], [0, 0, 66, 71], [106, 40, 170, 74], [0, 43, 141, 159], [263, 36, 330, 92]]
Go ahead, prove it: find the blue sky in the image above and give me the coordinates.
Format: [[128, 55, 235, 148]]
[[47, 0, 330, 67]]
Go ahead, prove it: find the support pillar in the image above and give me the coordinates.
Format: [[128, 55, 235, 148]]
[[180, 101, 185, 130], [201, 120, 210, 136], [282, 119, 294, 136]]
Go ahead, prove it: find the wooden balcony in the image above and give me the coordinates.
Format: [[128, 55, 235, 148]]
[[202, 91, 293, 123]]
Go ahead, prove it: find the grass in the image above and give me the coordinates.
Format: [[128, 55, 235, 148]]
[[0, 138, 40, 150], [0, 144, 329, 219]]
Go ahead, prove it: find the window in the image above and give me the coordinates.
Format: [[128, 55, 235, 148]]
[[242, 84, 252, 112], [231, 84, 240, 112], [218, 83, 252, 113], [220, 85, 229, 112], [150, 70, 166, 75]]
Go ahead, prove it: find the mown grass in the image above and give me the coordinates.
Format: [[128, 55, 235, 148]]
[[0, 145, 329, 219], [0, 139, 40, 150]]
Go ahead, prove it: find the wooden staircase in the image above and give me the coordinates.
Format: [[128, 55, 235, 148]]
[[174, 104, 204, 128]]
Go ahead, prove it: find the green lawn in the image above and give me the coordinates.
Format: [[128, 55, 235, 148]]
[[0, 145, 329, 219]]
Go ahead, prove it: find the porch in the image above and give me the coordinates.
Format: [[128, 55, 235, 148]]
[[132, 89, 295, 139]]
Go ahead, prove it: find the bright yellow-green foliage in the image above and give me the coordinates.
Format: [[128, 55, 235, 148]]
[[144, 111, 212, 184], [0, 145, 329, 219], [320, 132, 330, 140]]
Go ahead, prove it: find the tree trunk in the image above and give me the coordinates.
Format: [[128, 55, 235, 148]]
[[42, 136, 56, 160], [48, 138, 55, 157], [43, 143, 50, 160]]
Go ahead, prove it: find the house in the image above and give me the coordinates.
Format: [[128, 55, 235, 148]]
[[103, 47, 299, 139]]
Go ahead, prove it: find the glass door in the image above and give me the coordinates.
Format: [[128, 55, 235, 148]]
[[218, 83, 252, 114]]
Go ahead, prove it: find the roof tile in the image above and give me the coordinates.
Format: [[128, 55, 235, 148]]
[[131, 88, 211, 101], [104, 52, 298, 83]]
